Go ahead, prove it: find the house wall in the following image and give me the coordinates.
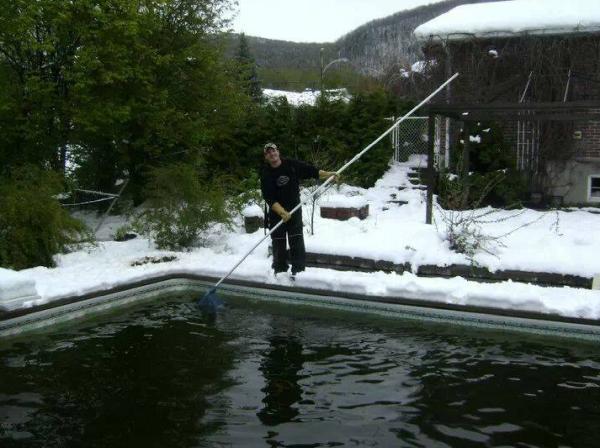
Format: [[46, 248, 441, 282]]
[[424, 34, 600, 204], [547, 159, 600, 205]]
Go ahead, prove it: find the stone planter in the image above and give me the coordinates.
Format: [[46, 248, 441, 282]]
[[320, 204, 369, 221], [244, 215, 263, 233], [242, 203, 264, 234]]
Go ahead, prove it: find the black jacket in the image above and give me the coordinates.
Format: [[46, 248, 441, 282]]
[[260, 158, 319, 217]]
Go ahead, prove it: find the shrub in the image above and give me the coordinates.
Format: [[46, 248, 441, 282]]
[[227, 169, 263, 214], [436, 171, 466, 210], [438, 122, 528, 209], [133, 163, 230, 250], [344, 143, 392, 188], [0, 166, 91, 269]]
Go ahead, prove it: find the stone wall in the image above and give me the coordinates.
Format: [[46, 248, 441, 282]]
[[320, 205, 369, 221]]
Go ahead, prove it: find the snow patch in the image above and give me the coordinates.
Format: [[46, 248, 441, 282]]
[[263, 88, 351, 107]]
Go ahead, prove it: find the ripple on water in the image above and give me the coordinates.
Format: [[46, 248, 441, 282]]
[[1, 299, 600, 447]]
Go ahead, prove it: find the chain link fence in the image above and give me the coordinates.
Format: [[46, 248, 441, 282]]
[[390, 117, 430, 163]]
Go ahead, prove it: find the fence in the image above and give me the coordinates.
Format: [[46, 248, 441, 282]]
[[389, 116, 430, 163]]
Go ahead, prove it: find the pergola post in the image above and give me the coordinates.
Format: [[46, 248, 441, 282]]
[[426, 113, 436, 224], [461, 121, 471, 208]]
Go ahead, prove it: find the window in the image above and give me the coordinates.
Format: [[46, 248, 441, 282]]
[[589, 176, 600, 201]]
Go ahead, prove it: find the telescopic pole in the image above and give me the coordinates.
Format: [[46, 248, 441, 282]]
[[209, 73, 459, 291]]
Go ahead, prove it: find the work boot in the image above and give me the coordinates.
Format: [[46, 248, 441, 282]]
[[273, 268, 287, 280], [290, 268, 304, 282]]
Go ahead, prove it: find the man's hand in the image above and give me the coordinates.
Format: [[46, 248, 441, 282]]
[[279, 210, 291, 222], [271, 202, 292, 222], [319, 170, 340, 183]]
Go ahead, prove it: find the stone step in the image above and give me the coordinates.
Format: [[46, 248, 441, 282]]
[[397, 185, 427, 191], [387, 200, 408, 206]]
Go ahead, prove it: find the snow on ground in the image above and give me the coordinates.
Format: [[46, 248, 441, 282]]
[[414, 0, 600, 41], [263, 88, 351, 106], [0, 268, 40, 310], [5, 158, 600, 321]]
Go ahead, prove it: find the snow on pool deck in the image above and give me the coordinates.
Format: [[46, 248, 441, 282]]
[[4, 159, 600, 322]]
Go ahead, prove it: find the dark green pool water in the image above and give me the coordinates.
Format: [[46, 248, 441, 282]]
[[1, 297, 600, 447]]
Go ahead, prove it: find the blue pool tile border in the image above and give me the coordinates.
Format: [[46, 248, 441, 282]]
[[1, 273, 600, 342]]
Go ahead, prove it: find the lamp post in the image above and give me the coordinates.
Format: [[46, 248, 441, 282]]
[[319, 47, 349, 96], [320, 47, 324, 92]]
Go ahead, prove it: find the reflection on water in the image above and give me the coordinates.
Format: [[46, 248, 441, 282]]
[[257, 335, 304, 426], [1, 298, 600, 447]]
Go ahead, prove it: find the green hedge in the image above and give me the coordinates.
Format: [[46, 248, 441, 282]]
[[0, 167, 90, 269]]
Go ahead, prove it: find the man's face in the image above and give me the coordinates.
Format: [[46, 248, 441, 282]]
[[264, 146, 281, 167]]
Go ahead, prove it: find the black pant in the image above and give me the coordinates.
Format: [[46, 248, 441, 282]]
[[270, 210, 305, 275]]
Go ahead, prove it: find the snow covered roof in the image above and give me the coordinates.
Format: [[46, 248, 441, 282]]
[[414, 0, 600, 42]]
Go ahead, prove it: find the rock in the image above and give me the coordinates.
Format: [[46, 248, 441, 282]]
[[115, 232, 138, 242]]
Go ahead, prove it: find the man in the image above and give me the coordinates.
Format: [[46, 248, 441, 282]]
[[260, 142, 337, 278]]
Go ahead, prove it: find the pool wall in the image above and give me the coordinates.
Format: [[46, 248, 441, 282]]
[[2, 274, 600, 341]]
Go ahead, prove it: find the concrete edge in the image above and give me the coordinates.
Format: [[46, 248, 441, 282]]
[[1, 273, 600, 342]]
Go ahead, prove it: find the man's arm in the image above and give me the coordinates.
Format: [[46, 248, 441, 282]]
[[289, 159, 319, 180], [289, 159, 339, 182]]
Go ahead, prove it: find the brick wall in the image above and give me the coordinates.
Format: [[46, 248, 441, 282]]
[[574, 118, 600, 159]]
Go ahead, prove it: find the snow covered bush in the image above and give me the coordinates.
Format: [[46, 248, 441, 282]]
[[0, 167, 92, 269], [437, 206, 534, 262], [133, 163, 230, 250], [440, 210, 498, 260]]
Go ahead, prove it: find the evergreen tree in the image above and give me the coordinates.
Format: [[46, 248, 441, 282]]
[[236, 33, 262, 102], [0, 0, 82, 174], [0, 0, 242, 202], [69, 0, 242, 202]]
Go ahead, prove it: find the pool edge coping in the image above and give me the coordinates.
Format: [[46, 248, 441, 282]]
[[2, 273, 600, 341]]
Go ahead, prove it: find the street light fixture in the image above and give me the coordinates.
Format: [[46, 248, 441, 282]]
[[319, 47, 349, 95]]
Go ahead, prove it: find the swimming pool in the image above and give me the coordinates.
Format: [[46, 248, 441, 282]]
[[1, 295, 599, 447]]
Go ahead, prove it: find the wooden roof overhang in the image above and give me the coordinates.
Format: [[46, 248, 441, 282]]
[[423, 100, 600, 122]]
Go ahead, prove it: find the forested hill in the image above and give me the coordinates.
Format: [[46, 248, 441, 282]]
[[336, 0, 496, 74], [226, 36, 336, 71], [228, 0, 496, 80]]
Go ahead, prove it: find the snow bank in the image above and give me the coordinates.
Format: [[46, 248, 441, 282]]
[[319, 194, 368, 208], [242, 203, 263, 218], [0, 268, 41, 311]]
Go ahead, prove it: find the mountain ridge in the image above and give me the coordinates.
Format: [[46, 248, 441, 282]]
[[228, 0, 497, 80]]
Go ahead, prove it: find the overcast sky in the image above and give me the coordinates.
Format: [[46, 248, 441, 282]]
[[231, 0, 445, 43]]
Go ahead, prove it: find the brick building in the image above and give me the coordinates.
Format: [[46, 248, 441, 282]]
[[414, 0, 600, 205]]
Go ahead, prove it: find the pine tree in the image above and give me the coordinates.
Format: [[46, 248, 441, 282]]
[[236, 33, 262, 103]]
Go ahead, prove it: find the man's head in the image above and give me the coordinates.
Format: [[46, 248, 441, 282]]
[[264, 142, 282, 167]]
